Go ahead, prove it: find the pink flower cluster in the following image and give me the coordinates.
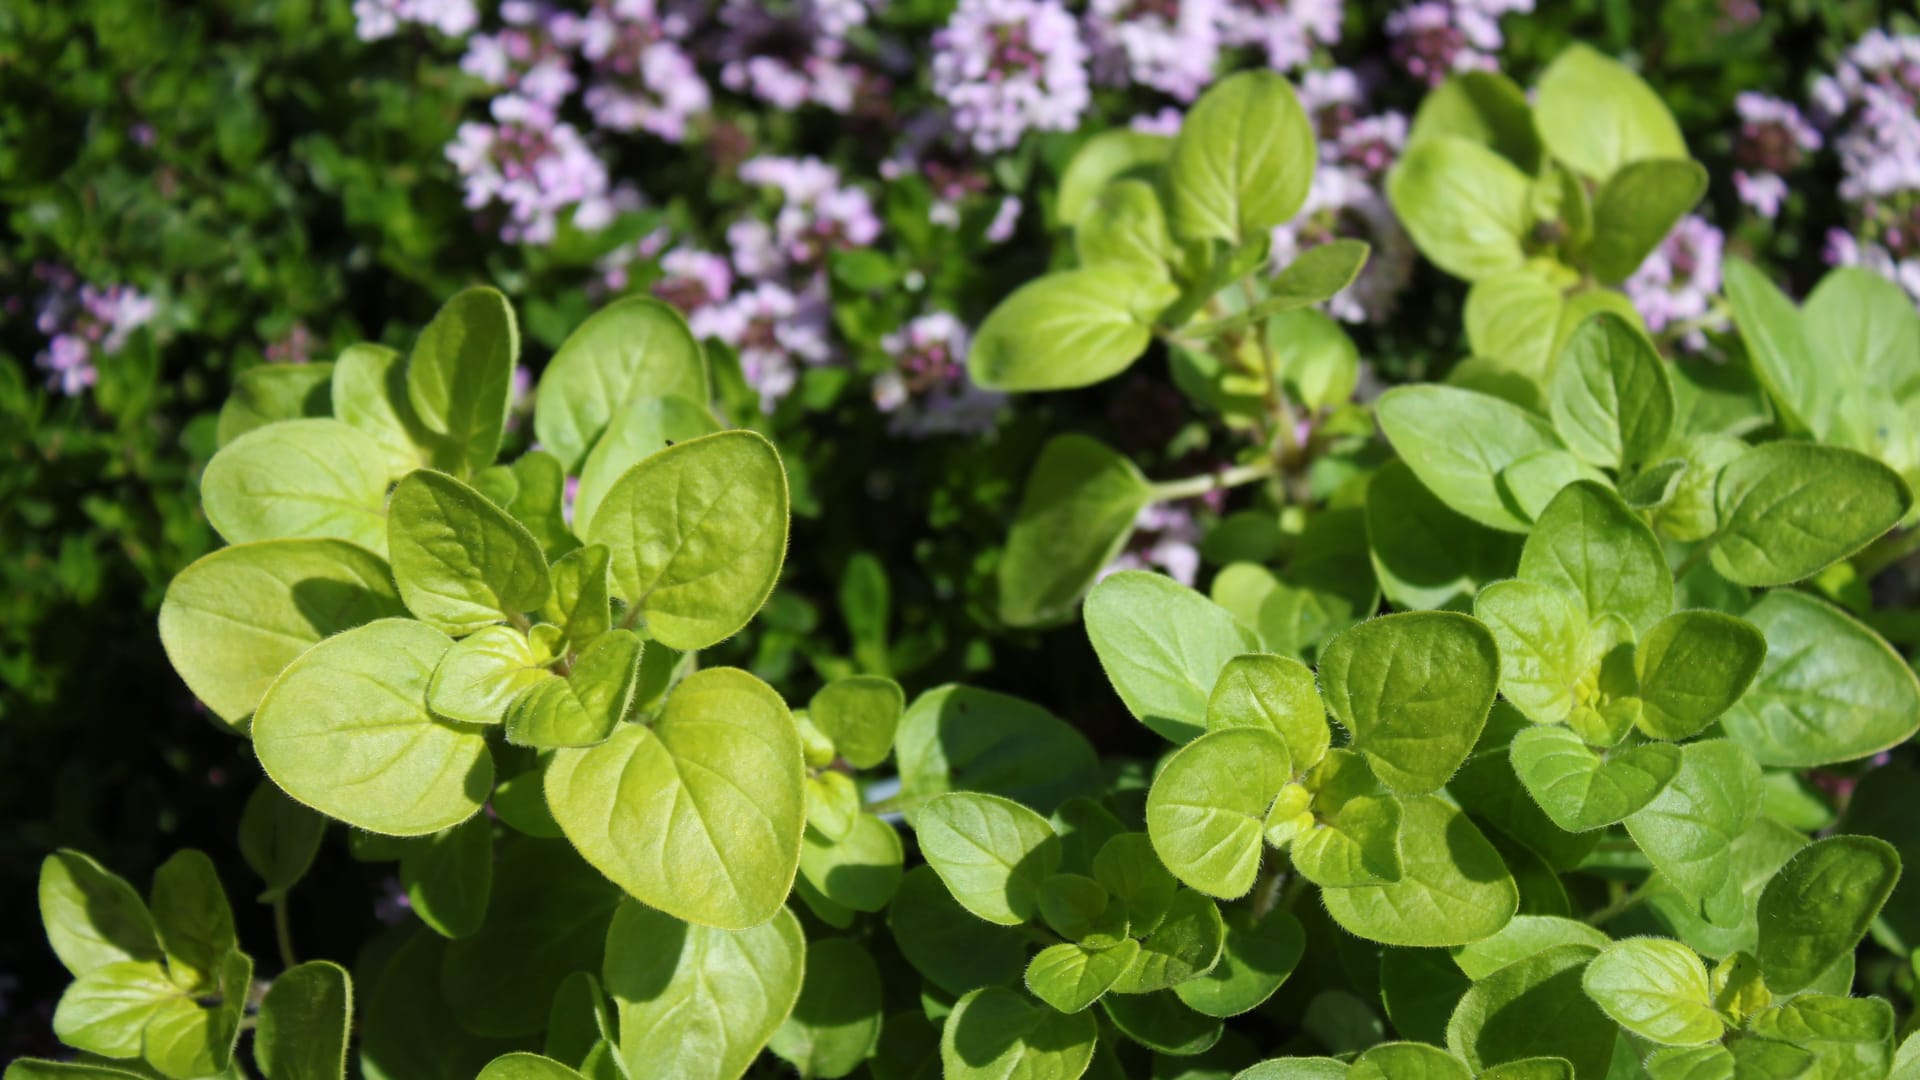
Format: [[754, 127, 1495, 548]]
[[1219, 0, 1343, 72], [1269, 69, 1415, 324], [445, 95, 636, 245], [352, 0, 477, 41], [1384, 0, 1532, 86], [1730, 93, 1820, 220], [1103, 501, 1204, 585], [932, 0, 1092, 153], [1811, 30, 1920, 302], [713, 0, 873, 114], [31, 266, 158, 397], [872, 312, 1005, 437], [1624, 215, 1725, 353]]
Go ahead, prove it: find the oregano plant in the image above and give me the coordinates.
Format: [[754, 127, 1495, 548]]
[[18, 48, 1920, 1080]]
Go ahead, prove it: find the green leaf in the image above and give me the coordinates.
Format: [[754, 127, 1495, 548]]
[[941, 987, 1098, 1080], [1496, 449, 1611, 524], [1087, 571, 1259, 744], [1057, 130, 1173, 228], [1350, 1044, 1472, 1080], [915, 792, 1062, 926], [572, 395, 721, 537], [506, 451, 579, 561], [1377, 386, 1566, 533], [1076, 179, 1173, 278], [1166, 70, 1315, 245], [769, 937, 884, 1080], [52, 959, 184, 1060], [1718, 590, 1920, 767], [1709, 443, 1910, 587], [363, 931, 522, 1080], [1474, 581, 1587, 726], [238, 782, 326, 902], [1446, 944, 1613, 1080], [475, 1055, 585, 1080], [1112, 888, 1227, 994], [253, 619, 490, 836], [148, 850, 235, 990], [1317, 612, 1500, 795], [331, 343, 435, 480], [256, 961, 352, 1080], [1205, 653, 1329, 769], [201, 419, 391, 553], [2, 1061, 149, 1079], [1094, 833, 1179, 937], [1271, 306, 1363, 412], [998, 435, 1153, 627], [604, 901, 804, 1079], [1387, 136, 1533, 282], [1510, 726, 1681, 832], [1172, 909, 1303, 1019], [39, 851, 161, 978], [587, 430, 789, 651], [810, 675, 904, 769], [1321, 796, 1518, 947], [1184, 243, 1372, 339], [441, 839, 623, 1038], [400, 815, 492, 940], [1101, 990, 1222, 1056], [546, 667, 802, 929], [1549, 314, 1676, 469], [1533, 44, 1687, 181], [1756, 835, 1901, 995], [426, 626, 550, 726], [1291, 791, 1403, 889], [534, 296, 708, 473], [1624, 740, 1762, 917], [894, 685, 1101, 817], [1722, 258, 1818, 436], [968, 267, 1175, 391], [1582, 939, 1721, 1046], [388, 469, 552, 635], [158, 538, 407, 729], [1408, 71, 1543, 172], [1748, 995, 1895, 1080], [541, 544, 612, 648], [1517, 481, 1673, 635], [1449, 916, 1611, 980], [503, 629, 642, 748], [218, 362, 334, 446], [1365, 459, 1522, 613], [799, 811, 904, 913], [405, 287, 518, 475], [1587, 160, 1709, 284], [1026, 940, 1138, 1014], [1632, 612, 1766, 740], [145, 950, 252, 1080], [888, 866, 1027, 996], [1146, 728, 1291, 898]]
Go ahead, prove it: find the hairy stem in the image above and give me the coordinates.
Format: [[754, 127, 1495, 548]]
[[273, 895, 298, 971], [1584, 883, 1649, 928], [1150, 459, 1278, 502]]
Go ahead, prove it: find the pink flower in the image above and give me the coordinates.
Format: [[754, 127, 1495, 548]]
[[1084, 0, 1223, 102], [874, 312, 1005, 437], [932, 0, 1091, 153], [1625, 215, 1725, 351]]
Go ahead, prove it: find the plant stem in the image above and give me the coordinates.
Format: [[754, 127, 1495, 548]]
[[273, 895, 298, 970], [1672, 534, 1720, 582], [1150, 459, 1277, 502], [1584, 884, 1649, 928]]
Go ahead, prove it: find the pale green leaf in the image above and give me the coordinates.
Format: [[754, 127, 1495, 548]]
[[968, 268, 1174, 391], [1509, 726, 1681, 832], [998, 434, 1152, 627], [1146, 728, 1291, 898], [1166, 70, 1315, 245], [388, 469, 552, 635], [1533, 44, 1687, 181], [201, 419, 391, 553], [572, 395, 720, 537], [1582, 938, 1722, 1046], [1377, 385, 1566, 532], [1087, 571, 1259, 744], [1317, 612, 1500, 795], [1709, 442, 1909, 587], [941, 987, 1098, 1080], [915, 792, 1061, 926], [405, 287, 518, 475], [534, 296, 708, 473]]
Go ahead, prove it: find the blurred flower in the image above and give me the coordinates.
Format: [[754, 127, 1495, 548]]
[[1809, 29, 1920, 302], [711, 0, 873, 113], [569, 0, 711, 140], [873, 312, 1004, 437], [373, 875, 413, 925], [1130, 106, 1184, 134], [1103, 501, 1203, 585], [735, 155, 883, 278], [1731, 92, 1820, 219], [461, 2, 578, 107], [1218, 0, 1342, 72], [1084, 0, 1223, 102], [446, 95, 629, 245], [985, 195, 1023, 243], [932, 0, 1091, 153], [1625, 214, 1725, 351], [265, 323, 319, 365], [691, 282, 835, 408], [1385, 0, 1530, 85], [354, 0, 478, 41], [32, 266, 157, 397], [651, 247, 735, 314]]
